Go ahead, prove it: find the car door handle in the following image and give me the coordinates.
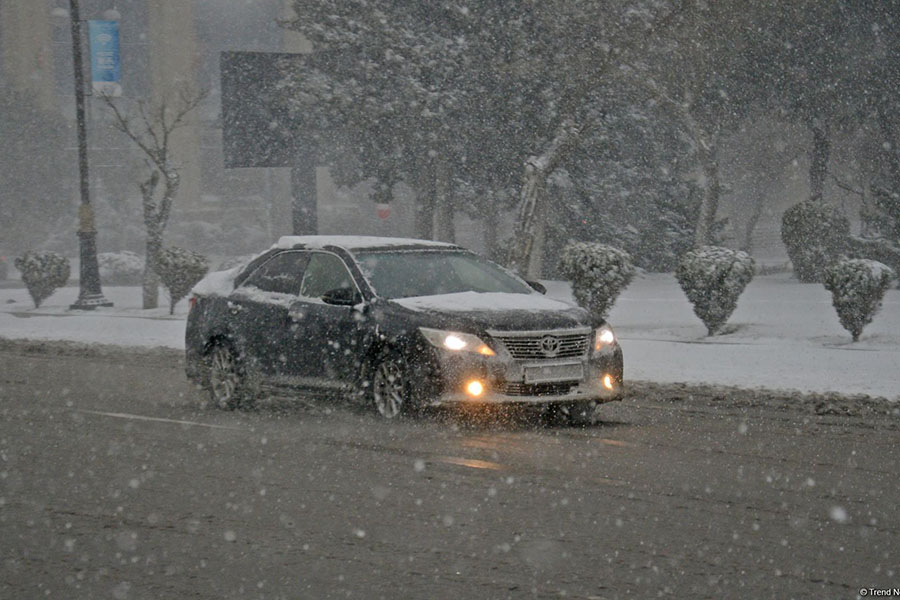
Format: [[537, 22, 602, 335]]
[[227, 301, 243, 315]]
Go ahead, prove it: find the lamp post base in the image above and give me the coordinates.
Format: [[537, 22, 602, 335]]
[[70, 230, 113, 310], [69, 293, 114, 310]]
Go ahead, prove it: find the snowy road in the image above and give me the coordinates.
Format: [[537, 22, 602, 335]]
[[1, 342, 897, 599]]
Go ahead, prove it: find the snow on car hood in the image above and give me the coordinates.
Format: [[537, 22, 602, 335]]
[[392, 291, 576, 313], [191, 266, 241, 297]]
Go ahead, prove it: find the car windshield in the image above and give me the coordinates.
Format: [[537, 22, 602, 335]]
[[355, 250, 533, 299]]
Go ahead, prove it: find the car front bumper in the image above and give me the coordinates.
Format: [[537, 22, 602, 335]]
[[421, 346, 624, 406]]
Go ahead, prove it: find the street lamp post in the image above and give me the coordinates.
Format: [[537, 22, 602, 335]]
[[68, 0, 112, 310]]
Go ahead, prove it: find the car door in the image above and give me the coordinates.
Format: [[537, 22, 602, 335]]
[[227, 251, 309, 378], [281, 251, 368, 391]]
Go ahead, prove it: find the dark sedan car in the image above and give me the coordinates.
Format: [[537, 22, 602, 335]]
[[185, 236, 623, 424]]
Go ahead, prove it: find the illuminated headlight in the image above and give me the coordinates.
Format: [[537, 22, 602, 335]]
[[593, 324, 617, 354], [419, 327, 496, 356]]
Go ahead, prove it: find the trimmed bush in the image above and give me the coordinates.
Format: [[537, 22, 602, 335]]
[[558, 242, 635, 320], [14, 251, 70, 308], [676, 246, 755, 336], [781, 200, 850, 282], [154, 246, 209, 315], [823, 258, 895, 342], [98, 251, 144, 285]]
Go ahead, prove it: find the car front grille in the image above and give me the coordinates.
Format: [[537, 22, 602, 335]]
[[491, 330, 590, 360], [501, 382, 578, 397]]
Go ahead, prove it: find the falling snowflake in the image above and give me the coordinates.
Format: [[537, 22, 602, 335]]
[[829, 506, 848, 524]]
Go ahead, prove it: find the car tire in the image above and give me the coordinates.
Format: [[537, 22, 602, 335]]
[[564, 400, 600, 427], [207, 342, 250, 410], [544, 401, 599, 427], [370, 351, 412, 419]]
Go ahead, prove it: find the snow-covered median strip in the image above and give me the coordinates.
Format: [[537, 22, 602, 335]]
[[1, 274, 898, 401]]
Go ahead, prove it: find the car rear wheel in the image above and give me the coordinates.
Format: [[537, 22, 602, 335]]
[[208, 343, 247, 410], [371, 352, 411, 419]]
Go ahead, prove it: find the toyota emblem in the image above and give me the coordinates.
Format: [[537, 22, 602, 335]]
[[540, 335, 560, 357]]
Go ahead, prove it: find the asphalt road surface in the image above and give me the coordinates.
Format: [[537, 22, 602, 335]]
[[1, 340, 898, 599]]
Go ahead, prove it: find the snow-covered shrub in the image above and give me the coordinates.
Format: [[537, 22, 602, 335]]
[[98, 251, 144, 285], [823, 258, 895, 342], [781, 200, 849, 283], [154, 246, 209, 314], [676, 246, 755, 336], [14, 251, 70, 308], [558, 242, 635, 320], [846, 235, 900, 290]]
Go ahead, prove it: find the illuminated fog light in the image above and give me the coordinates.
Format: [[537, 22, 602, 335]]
[[466, 380, 485, 397], [444, 335, 467, 350], [602, 374, 615, 390], [477, 345, 495, 356]]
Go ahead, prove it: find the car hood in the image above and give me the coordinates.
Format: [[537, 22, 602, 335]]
[[390, 291, 590, 331]]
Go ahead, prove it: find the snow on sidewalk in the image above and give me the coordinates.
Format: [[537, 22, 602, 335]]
[[1, 274, 898, 401], [0, 286, 187, 350], [607, 273, 900, 400]]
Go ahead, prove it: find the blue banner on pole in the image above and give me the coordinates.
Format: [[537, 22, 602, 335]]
[[89, 20, 121, 96]]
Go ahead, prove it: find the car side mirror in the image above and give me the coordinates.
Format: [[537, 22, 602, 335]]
[[321, 287, 362, 306], [526, 280, 547, 294]]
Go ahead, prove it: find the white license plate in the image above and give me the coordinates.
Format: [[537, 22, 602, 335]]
[[524, 362, 584, 384]]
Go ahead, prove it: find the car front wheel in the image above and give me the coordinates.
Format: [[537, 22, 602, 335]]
[[371, 352, 411, 418], [544, 400, 599, 427], [564, 400, 600, 427], [208, 343, 247, 410]]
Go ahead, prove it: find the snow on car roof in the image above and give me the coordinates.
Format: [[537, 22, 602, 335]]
[[274, 235, 458, 252], [393, 291, 577, 313]]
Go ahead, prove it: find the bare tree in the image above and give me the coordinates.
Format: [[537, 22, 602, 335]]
[[506, 119, 581, 276], [101, 87, 208, 309]]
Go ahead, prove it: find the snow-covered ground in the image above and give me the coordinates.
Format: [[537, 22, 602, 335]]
[[1, 273, 898, 401]]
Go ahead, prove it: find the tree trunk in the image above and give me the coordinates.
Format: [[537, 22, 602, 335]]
[[506, 120, 580, 276], [682, 109, 721, 249], [483, 195, 500, 262], [140, 171, 160, 309], [143, 227, 161, 310], [506, 160, 544, 275], [694, 149, 721, 248], [159, 169, 179, 234], [527, 196, 547, 278], [740, 192, 765, 254], [432, 157, 455, 243], [414, 159, 435, 240], [809, 121, 830, 203], [139, 168, 178, 310]]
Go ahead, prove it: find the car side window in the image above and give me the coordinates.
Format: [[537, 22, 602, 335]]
[[241, 251, 309, 295], [299, 253, 356, 299]]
